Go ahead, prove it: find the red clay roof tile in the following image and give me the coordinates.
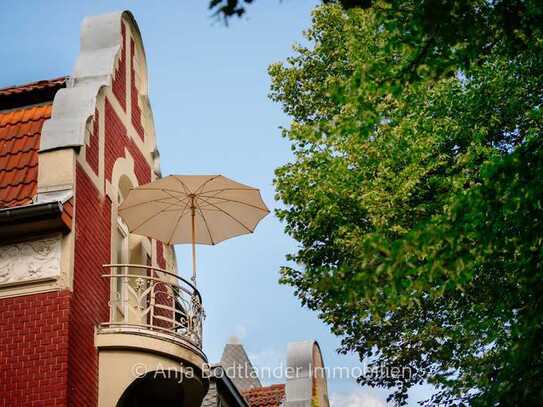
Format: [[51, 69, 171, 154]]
[[242, 384, 286, 407], [0, 77, 66, 97], [60, 198, 74, 229], [0, 103, 52, 208], [0, 77, 66, 112]]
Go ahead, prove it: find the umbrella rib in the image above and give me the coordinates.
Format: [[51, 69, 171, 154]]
[[162, 207, 193, 213], [130, 202, 179, 233], [135, 187, 189, 196], [197, 196, 254, 233], [119, 196, 189, 211], [197, 187, 259, 195], [172, 177, 192, 195], [166, 196, 191, 245], [194, 175, 221, 194], [161, 188, 190, 202], [194, 199, 216, 245], [197, 195, 270, 212]]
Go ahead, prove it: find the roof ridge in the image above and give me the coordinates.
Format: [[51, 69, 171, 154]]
[[0, 77, 67, 93], [0, 78, 65, 112], [242, 383, 286, 393]]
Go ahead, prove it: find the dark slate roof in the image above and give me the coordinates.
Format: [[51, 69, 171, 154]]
[[202, 365, 250, 407], [220, 337, 262, 392], [202, 381, 218, 407]]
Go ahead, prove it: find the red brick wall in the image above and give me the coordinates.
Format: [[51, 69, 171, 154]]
[[156, 241, 166, 269], [104, 98, 150, 185], [68, 164, 112, 407], [130, 39, 144, 141], [152, 241, 174, 330], [112, 24, 127, 111], [67, 68, 151, 407], [86, 110, 99, 175], [0, 22, 157, 407], [0, 291, 71, 407]]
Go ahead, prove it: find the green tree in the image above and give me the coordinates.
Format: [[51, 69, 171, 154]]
[[270, 2, 543, 406], [208, 0, 366, 20]]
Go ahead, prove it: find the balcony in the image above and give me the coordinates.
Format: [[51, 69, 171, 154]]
[[95, 264, 208, 407], [99, 263, 204, 348]]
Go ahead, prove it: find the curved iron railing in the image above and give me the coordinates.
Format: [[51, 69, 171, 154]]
[[101, 264, 204, 348]]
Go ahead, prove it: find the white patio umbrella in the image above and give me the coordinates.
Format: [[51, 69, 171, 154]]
[[118, 175, 270, 285]]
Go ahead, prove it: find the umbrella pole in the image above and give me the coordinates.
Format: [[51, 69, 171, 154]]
[[191, 203, 197, 286]]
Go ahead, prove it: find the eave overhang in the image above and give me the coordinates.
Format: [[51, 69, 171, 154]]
[[211, 365, 250, 407], [0, 199, 71, 242]]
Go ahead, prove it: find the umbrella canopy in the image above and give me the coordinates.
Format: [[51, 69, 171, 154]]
[[118, 175, 270, 284]]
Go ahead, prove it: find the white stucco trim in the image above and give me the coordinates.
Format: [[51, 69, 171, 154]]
[[286, 341, 314, 407], [40, 11, 138, 152], [0, 232, 74, 298], [96, 330, 208, 407], [286, 340, 330, 407]]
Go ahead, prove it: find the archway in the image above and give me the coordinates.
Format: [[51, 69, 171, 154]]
[[117, 370, 185, 407]]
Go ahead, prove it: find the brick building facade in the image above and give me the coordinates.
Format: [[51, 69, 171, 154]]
[[0, 10, 330, 407], [0, 11, 207, 407]]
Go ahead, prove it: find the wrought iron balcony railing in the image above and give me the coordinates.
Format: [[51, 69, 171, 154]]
[[100, 264, 204, 348]]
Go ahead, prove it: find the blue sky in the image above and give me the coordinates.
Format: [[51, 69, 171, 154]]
[[1, 1, 432, 405]]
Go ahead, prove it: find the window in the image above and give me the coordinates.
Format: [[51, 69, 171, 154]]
[[112, 175, 153, 325], [113, 217, 129, 322]]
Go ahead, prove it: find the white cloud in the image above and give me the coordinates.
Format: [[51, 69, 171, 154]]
[[247, 347, 286, 384], [330, 390, 387, 407], [248, 347, 284, 368]]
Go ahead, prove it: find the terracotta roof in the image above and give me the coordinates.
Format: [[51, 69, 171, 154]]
[[61, 198, 74, 228], [0, 77, 66, 111], [242, 384, 285, 407], [0, 77, 65, 96], [0, 77, 67, 209], [0, 104, 52, 208]]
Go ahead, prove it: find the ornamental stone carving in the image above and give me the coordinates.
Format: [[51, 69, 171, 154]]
[[0, 236, 61, 286]]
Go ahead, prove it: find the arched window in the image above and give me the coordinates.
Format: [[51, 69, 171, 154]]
[[112, 175, 153, 325], [112, 175, 133, 322]]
